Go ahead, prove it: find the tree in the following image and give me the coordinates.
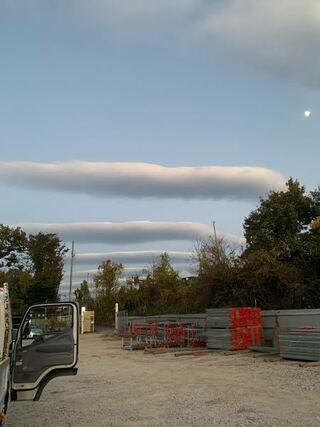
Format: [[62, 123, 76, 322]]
[[94, 260, 123, 324], [0, 269, 32, 314], [195, 237, 241, 308], [239, 250, 301, 309], [0, 225, 28, 269], [243, 180, 320, 308], [244, 179, 320, 258], [118, 275, 142, 313], [141, 253, 183, 314], [0, 225, 70, 312], [107, 253, 187, 316], [26, 233, 68, 304], [74, 280, 93, 309], [0, 225, 31, 313]]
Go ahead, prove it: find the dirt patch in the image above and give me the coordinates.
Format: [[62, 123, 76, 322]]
[[6, 333, 320, 427]]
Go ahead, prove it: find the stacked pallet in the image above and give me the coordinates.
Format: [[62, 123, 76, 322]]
[[279, 329, 320, 361], [81, 310, 95, 334], [261, 309, 320, 358], [261, 309, 320, 348], [206, 307, 264, 350]]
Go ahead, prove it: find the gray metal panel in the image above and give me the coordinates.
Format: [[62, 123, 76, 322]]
[[206, 309, 230, 328], [261, 309, 320, 328], [206, 329, 232, 349], [261, 309, 320, 343], [279, 329, 320, 361]]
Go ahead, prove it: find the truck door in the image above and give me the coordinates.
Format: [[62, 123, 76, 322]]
[[11, 302, 79, 401]]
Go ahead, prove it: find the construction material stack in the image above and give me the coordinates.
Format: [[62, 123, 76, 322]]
[[80, 309, 95, 334], [279, 329, 320, 361], [206, 307, 264, 350], [261, 309, 320, 360]]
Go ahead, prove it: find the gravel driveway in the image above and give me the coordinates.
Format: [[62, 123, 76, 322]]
[[6, 333, 320, 427]]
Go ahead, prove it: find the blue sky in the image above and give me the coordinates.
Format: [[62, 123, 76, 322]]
[[1, 1, 319, 293]]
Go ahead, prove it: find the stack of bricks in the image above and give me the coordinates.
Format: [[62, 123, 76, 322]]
[[206, 307, 264, 350]]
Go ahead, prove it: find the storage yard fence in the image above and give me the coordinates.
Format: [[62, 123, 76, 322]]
[[117, 308, 320, 361]]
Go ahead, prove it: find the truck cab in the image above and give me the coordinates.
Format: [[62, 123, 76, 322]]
[[0, 283, 79, 425]]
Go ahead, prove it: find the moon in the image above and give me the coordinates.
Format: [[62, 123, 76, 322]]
[[304, 110, 311, 118]]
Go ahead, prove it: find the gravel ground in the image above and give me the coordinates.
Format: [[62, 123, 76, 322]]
[[6, 333, 320, 427]]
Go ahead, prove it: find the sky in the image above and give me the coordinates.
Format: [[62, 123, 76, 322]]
[[1, 1, 320, 295]]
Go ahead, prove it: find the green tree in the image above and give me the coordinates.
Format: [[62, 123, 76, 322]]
[[114, 253, 186, 316], [117, 275, 142, 314], [0, 225, 31, 313], [26, 233, 68, 304], [244, 179, 320, 258], [0, 225, 28, 269], [239, 249, 300, 309], [243, 180, 320, 308], [195, 237, 241, 308], [94, 260, 123, 324], [0, 269, 32, 314], [142, 253, 183, 314], [74, 280, 93, 309]]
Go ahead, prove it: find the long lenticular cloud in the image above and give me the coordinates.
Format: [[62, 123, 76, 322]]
[[74, 250, 192, 265], [64, 267, 147, 280], [14, 221, 244, 245], [0, 161, 285, 200]]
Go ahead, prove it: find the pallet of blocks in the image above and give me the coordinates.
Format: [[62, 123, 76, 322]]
[[206, 307, 264, 350]]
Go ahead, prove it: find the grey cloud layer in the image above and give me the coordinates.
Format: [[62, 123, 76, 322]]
[[15, 221, 244, 245], [79, 0, 200, 20], [73, 250, 192, 265], [195, 0, 320, 87], [76, 0, 202, 39], [78, 0, 320, 88], [64, 267, 147, 280], [9, 2, 318, 87], [0, 161, 285, 200]]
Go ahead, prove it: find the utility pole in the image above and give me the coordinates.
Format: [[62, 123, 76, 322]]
[[68, 240, 75, 301], [212, 221, 218, 245], [212, 221, 221, 260]]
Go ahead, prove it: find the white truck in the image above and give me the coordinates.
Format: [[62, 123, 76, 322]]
[[0, 283, 79, 425]]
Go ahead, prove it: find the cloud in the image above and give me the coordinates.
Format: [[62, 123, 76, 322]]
[[75, 1, 320, 87], [7, 1, 318, 87], [73, 250, 192, 265], [75, 0, 202, 38], [79, 0, 200, 20], [0, 161, 285, 200], [14, 221, 244, 246], [196, 0, 320, 87], [64, 267, 146, 280]]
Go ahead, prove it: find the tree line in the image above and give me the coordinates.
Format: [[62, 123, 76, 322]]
[[75, 179, 320, 324], [0, 227, 67, 314], [1, 178, 320, 322]]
